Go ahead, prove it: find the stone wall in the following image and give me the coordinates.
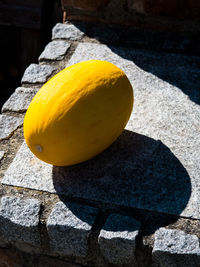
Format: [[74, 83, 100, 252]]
[[61, 0, 200, 35], [0, 21, 200, 266]]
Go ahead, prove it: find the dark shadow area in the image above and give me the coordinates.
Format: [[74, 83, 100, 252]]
[[0, 0, 62, 110], [110, 45, 200, 105], [53, 130, 191, 234], [0, 25, 21, 109], [72, 21, 200, 105]]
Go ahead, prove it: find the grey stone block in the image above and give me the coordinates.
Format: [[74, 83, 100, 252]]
[[0, 151, 4, 161], [52, 23, 85, 41], [0, 115, 23, 140], [1, 87, 38, 113], [21, 63, 56, 84], [47, 201, 98, 258], [152, 228, 200, 267], [2, 43, 200, 220], [39, 40, 70, 61], [0, 196, 41, 246], [98, 214, 140, 265], [2, 142, 53, 191]]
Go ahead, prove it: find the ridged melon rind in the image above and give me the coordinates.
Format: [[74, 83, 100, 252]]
[[24, 60, 133, 166]]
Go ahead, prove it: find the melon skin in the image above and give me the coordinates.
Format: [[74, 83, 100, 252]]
[[23, 60, 134, 166]]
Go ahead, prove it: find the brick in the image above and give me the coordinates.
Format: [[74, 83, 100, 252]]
[[47, 201, 98, 258], [127, 0, 200, 18], [62, 0, 110, 11], [98, 213, 140, 265]]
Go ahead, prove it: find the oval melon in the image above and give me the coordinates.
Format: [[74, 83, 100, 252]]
[[24, 60, 133, 166]]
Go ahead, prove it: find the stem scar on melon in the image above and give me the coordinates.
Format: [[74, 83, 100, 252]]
[[35, 144, 43, 152], [23, 60, 134, 166]]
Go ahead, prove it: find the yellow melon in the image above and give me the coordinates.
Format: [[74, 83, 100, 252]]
[[23, 60, 133, 166]]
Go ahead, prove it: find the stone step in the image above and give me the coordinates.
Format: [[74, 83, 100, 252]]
[[1, 21, 200, 266], [2, 42, 200, 220]]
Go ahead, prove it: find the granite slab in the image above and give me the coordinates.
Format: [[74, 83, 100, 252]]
[[2, 43, 200, 220]]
